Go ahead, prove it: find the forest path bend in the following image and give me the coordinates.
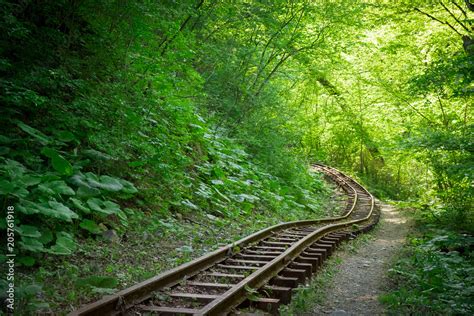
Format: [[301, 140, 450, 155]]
[[311, 203, 411, 316]]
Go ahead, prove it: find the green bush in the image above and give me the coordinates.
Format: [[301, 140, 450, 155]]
[[0, 121, 137, 265]]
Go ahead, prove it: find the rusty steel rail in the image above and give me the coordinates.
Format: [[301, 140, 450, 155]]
[[69, 164, 377, 316], [199, 165, 376, 315]]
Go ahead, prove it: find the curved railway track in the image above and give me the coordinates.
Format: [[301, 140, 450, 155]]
[[70, 164, 379, 316]]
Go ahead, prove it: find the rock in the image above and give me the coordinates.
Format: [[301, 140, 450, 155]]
[[331, 310, 350, 316], [102, 229, 120, 243]]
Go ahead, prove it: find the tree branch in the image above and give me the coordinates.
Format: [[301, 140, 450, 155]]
[[439, 1, 471, 33], [414, 7, 464, 36], [251, 9, 301, 90], [160, 0, 206, 55], [254, 25, 328, 97], [437, 95, 449, 127], [452, 0, 469, 21]]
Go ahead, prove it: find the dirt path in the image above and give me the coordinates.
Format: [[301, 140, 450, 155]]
[[311, 203, 411, 316]]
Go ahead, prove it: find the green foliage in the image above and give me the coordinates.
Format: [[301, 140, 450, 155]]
[[0, 281, 49, 313], [382, 230, 474, 315], [283, 0, 473, 228], [0, 0, 472, 313], [79, 219, 102, 234], [76, 276, 118, 295], [0, 0, 328, 270], [0, 121, 137, 259]]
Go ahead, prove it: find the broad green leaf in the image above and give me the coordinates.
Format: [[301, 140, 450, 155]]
[[70, 198, 90, 213], [47, 232, 76, 255], [16, 121, 50, 145], [87, 198, 120, 215], [40, 147, 57, 159], [41, 148, 73, 176], [88, 175, 123, 192], [13, 187, 29, 198], [0, 178, 29, 198], [15, 225, 41, 238], [31, 201, 79, 222], [19, 175, 41, 187], [70, 173, 90, 187], [55, 131, 77, 142], [51, 154, 74, 176], [57, 232, 76, 246], [19, 237, 44, 252], [48, 244, 72, 255], [76, 185, 101, 198], [84, 172, 99, 182], [56, 231, 74, 240], [39, 172, 61, 182], [38, 180, 75, 196], [102, 201, 121, 214], [86, 198, 104, 213], [1, 159, 26, 176], [16, 200, 41, 215], [80, 219, 102, 234], [119, 179, 138, 194], [38, 229, 53, 244]]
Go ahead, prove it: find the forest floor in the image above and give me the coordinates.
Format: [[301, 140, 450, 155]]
[[309, 202, 412, 315]]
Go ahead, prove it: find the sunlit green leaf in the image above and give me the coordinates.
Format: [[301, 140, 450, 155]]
[[80, 219, 102, 234], [38, 180, 75, 196], [16, 121, 50, 145], [15, 225, 41, 238]]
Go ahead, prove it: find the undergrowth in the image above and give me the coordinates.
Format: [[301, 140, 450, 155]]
[[381, 227, 474, 315], [0, 124, 332, 313], [382, 203, 474, 315], [0, 2, 333, 313]]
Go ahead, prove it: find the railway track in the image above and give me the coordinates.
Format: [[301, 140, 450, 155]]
[[70, 164, 379, 316]]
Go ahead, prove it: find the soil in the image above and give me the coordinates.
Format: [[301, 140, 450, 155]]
[[310, 202, 411, 316]]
